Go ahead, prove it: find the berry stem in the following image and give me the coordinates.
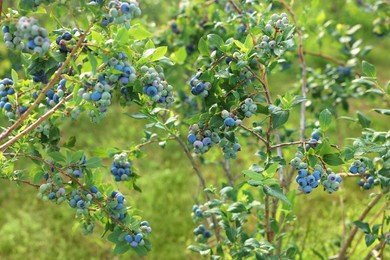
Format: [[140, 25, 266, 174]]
[[239, 124, 268, 146], [0, 176, 40, 188]]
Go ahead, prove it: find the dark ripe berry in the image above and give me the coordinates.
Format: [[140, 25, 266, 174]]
[[311, 132, 320, 141], [225, 57, 232, 64], [204, 230, 212, 238], [90, 186, 98, 193], [62, 32, 72, 41]]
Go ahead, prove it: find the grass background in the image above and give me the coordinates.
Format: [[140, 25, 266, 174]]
[[0, 0, 389, 259]]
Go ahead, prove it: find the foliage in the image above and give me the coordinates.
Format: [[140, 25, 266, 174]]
[[0, 0, 389, 259]]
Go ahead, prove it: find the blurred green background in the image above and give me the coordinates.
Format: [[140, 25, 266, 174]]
[[0, 0, 389, 259]]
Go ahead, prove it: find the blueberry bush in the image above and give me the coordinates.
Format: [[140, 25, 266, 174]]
[[0, 0, 389, 259]]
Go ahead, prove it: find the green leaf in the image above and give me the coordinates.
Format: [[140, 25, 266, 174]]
[[354, 221, 370, 234], [11, 69, 18, 84], [322, 153, 344, 166], [264, 162, 279, 177], [365, 234, 376, 247], [150, 46, 168, 61], [207, 34, 224, 50], [172, 47, 187, 64], [263, 185, 291, 206], [357, 111, 371, 128], [84, 157, 102, 168], [244, 35, 254, 52], [198, 37, 209, 56], [209, 115, 224, 128], [319, 109, 332, 131], [128, 26, 152, 40], [362, 60, 376, 78], [372, 224, 382, 235], [115, 28, 129, 45], [269, 105, 289, 129], [48, 151, 66, 163], [227, 202, 247, 213], [87, 51, 98, 75], [33, 171, 45, 184], [133, 245, 149, 256], [225, 227, 237, 242], [113, 241, 131, 255], [125, 113, 148, 119], [373, 109, 390, 116], [243, 169, 264, 181], [19, 0, 35, 10], [107, 230, 122, 243]]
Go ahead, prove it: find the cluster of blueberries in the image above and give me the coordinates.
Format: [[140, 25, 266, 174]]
[[189, 72, 212, 97], [33, 79, 68, 108], [69, 189, 93, 217], [141, 66, 175, 106], [55, 30, 79, 54], [221, 109, 243, 127], [38, 183, 66, 204], [2, 17, 50, 56], [109, 191, 128, 221], [65, 154, 87, 178], [306, 131, 321, 150], [193, 224, 212, 242], [110, 152, 132, 181], [78, 77, 112, 121], [240, 98, 257, 118], [81, 222, 95, 235], [220, 136, 241, 159], [260, 13, 291, 51], [291, 153, 323, 194], [106, 53, 137, 87], [90, 0, 141, 28], [349, 159, 376, 189], [188, 125, 220, 154], [187, 119, 242, 159], [192, 204, 204, 218], [0, 78, 28, 119], [291, 130, 343, 194], [35, 121, 52, 136], [321, 168, 342, 193], [124, 221, 151, 248]]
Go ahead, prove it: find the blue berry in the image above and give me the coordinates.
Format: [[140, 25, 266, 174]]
[[349, 166, 358, 174], [134, 233, 143, 242], [303, 185, 312, 194], [90, 186, 98, 194], [125, 235, 133, 243], [224, 117, 235, 127]]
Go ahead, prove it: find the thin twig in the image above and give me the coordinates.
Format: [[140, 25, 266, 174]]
[[222, 158, 234, 186], [280, 0, 307, 141], [239, 124, 268, 146], [304, 50, 345, 66], [228, 0, 242, 15], [338, 190, 386, 259], [0, 176, 40, 188], [174, 135, 221, 242]]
